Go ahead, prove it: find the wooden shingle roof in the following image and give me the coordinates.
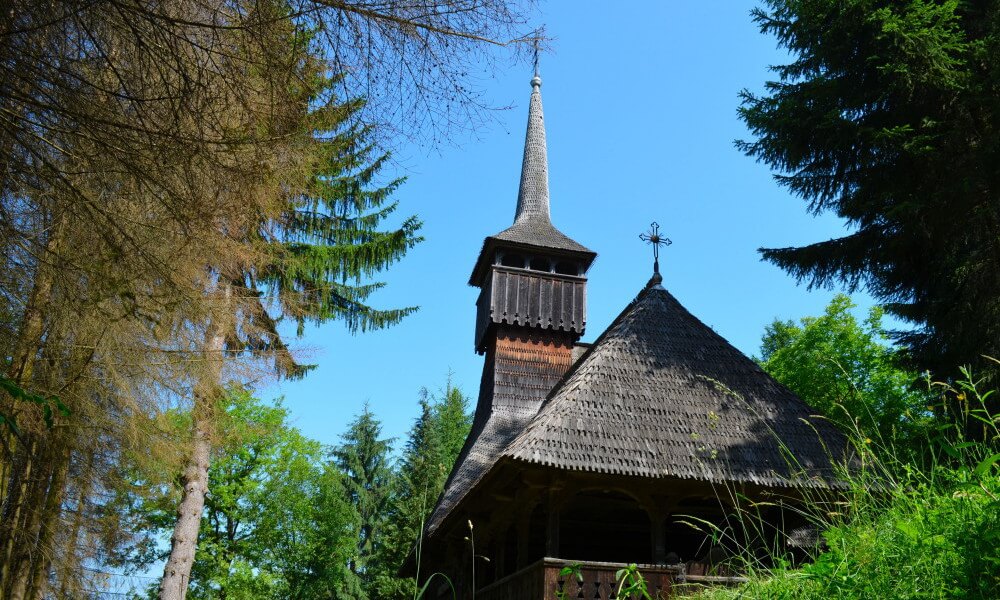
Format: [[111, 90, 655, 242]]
[[426, 410, 533, 535], [501, 277, 848, 487], [469, 75, 594, 286]]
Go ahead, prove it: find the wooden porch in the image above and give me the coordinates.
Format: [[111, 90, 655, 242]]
[[476, 557, 746, 600]]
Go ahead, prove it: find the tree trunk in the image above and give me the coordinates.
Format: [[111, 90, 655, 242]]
[[1, 217, 62, 585], [158, 319, 225, 600], [1, 440, 36, 596], [58, 450, 94, 599], [6, 443, 53, 600], [26, 442, 71, 600]]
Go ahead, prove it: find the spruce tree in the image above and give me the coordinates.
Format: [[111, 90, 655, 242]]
[[161, 8, 422, 595], [739, 1, 1000, 377], [333, 405, 394, 598], [434, 382, 473, 470], [373, 383, 472, 599]]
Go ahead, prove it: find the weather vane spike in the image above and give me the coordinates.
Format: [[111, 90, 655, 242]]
[[639, 222, 672, 276]]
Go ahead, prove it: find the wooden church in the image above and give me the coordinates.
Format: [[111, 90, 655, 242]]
[[413, 72, 848, 599]]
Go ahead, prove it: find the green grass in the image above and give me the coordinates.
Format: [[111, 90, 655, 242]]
[[694, 370, 1000, 599]]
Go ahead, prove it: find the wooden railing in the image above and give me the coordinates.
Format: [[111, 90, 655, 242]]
[[477, 559, 545, 600], [477, 558, 687, 600]]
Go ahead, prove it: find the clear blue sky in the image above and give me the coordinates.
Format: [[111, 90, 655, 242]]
[[268, 2, 872, 451]]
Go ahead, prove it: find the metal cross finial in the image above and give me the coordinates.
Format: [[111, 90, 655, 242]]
[[532, 37, 540, 78], [639, 222, 672, 275]]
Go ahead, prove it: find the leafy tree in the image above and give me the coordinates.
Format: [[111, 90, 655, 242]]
[[186, 389, 359, 600], [759, 294, 931, 448], [739, 1, 1000, 377], [116, 388, 364, 599]]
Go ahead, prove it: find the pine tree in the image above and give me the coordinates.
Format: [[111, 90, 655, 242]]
[[373, 382, 472, 599], [333, 405, 395, 598], [160, 7, 422, 595], [739, 0, 1000, 377], [434, 382, 473, 470]]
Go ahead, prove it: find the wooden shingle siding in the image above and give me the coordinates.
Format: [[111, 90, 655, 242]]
[[428, 325, 577, 535]]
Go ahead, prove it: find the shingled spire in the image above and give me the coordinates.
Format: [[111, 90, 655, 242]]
[[469, 75, 595, 289], [513, 73, 550, 224], [425, 72, 598, 544]]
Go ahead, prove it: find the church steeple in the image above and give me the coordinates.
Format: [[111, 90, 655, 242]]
[[469, 74, 595, 299], [422, 70, 599, 559], [469, 72, 597, 355], [513, 74, 550, 224]]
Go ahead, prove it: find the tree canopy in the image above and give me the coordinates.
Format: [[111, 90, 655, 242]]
[[740, 0, 1000, 377], [1, 0, 526, 594], [758, 294, 931, 448]]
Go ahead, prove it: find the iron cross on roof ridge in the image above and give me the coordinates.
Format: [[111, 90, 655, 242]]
[[639, 222, 672, 277]]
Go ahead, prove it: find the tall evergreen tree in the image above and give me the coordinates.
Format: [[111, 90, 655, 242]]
[[739, 1, 1000, 377], [373, 382, 472, 599], [434, 383, 474, 468], [333, 405, 394, 598], [160, 6, 422, 595]]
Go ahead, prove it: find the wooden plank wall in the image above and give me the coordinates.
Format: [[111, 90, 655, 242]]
[[476, 267, 586, 351]]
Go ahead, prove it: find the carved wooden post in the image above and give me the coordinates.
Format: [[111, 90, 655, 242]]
[[649, 510, 667, 564], [639, 492, 673, 565], [495, 529, 506, 578]]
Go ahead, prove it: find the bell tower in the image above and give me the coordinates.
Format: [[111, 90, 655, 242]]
[[469, 71, 596, 425], [422, 70, 598, 569]]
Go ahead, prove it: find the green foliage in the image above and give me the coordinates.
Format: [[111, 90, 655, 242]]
[[333, 404, 395, 598], [222, 16, 423, 381], [116, 388, 364, 599], [614, 563, 653, 600], [740, 0, 1000, 376], [696, 370, 1000, 600], [187, 388, 363, 599], [371, 382, 472, 599], [0, 373, 69, 433], [113, 380, 471, 599], [554, 564, 583, 600], [248, 71, 424, 352], [758, 294, 932, 449]]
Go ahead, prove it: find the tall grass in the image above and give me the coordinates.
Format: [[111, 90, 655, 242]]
[[692, 368, 1000, 599]]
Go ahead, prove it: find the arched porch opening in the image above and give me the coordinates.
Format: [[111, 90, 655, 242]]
[[558, 489, 651, 564], [663, 496, 732, 564]]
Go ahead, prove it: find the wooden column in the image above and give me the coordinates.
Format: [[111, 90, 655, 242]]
[[649, 510, 667, 564], [545, 484, 567, 558], [545, 503, 560, 558], [640, 493, 675, 565], [516, 512, 531, 569], [495, 529, 506, 577]]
